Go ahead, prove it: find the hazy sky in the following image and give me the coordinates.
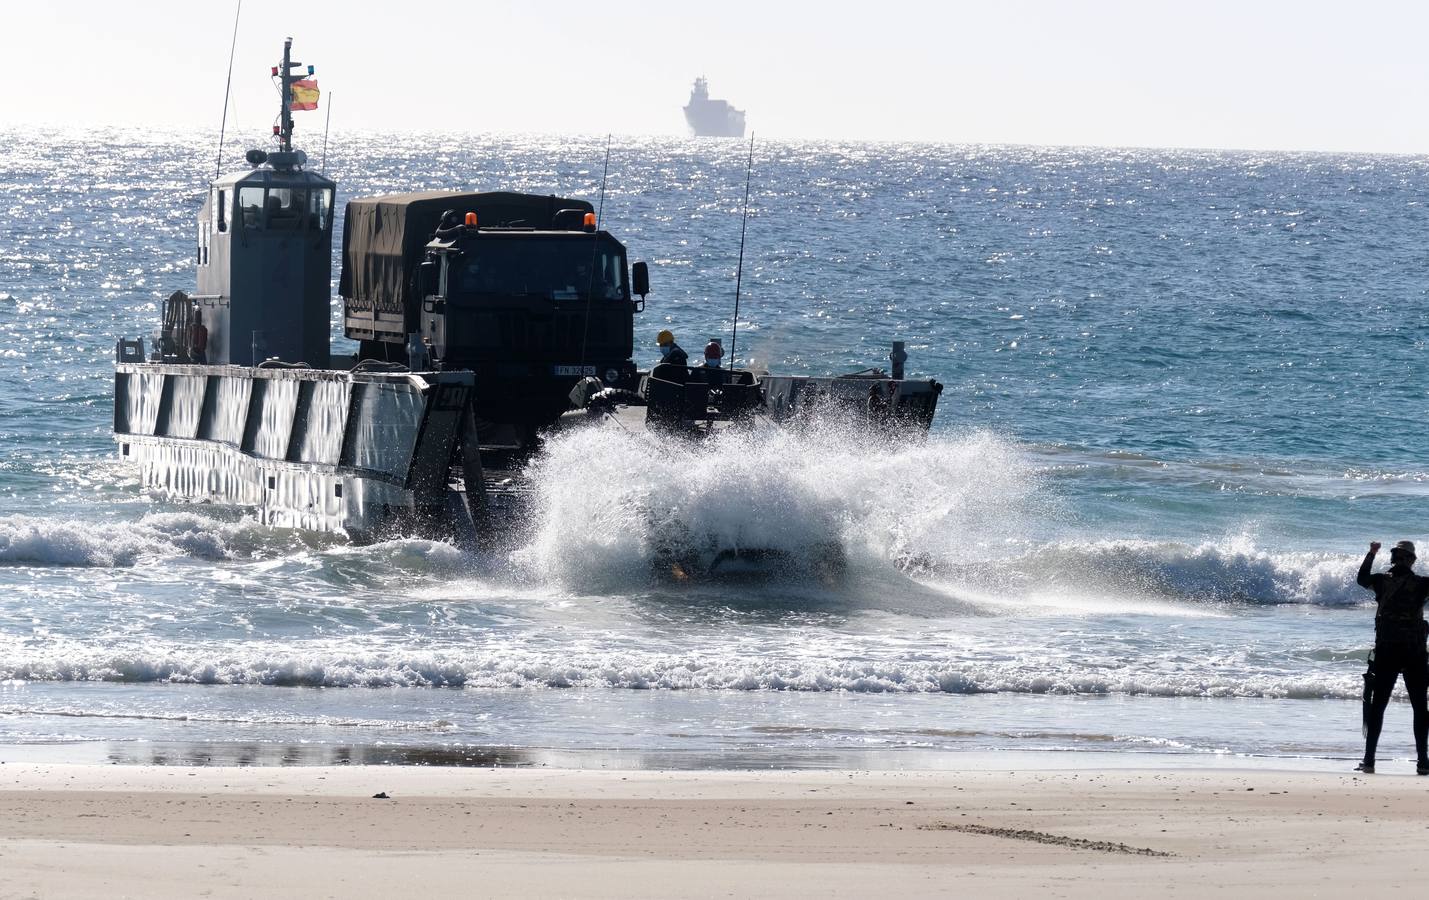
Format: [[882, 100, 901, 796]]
[[5, 0, 1429, 152]]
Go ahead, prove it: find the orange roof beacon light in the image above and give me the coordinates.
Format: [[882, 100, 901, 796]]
[[464, 212, 478, 227], [583, 212, 597, 232]]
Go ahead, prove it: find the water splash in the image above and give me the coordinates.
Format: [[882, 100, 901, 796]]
[[513, 423, 1048, 588]]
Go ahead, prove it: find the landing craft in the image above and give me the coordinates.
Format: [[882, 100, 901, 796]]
[[112, 39, 942, 570]]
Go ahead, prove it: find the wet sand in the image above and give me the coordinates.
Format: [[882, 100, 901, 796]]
[[0, 764, 1421, 897]]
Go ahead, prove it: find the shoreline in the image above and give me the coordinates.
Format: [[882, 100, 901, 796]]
[[0, 740, 1377, 772], [1, 763, 1424, 897]]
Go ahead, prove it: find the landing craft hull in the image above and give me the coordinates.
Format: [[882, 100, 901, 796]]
[[113, 355, 943, 558], [113, 361, 477, 542]]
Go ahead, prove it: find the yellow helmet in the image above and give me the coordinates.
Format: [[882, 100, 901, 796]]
[[656, 329, 675, 346]]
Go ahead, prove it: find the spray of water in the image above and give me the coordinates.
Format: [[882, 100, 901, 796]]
[[509, 421, 1372, 612], [512, 421, 1048, 590]]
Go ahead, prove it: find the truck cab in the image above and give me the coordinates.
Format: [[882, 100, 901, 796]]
[[340, 191, 648, 431], [419, 218, 645, 427]]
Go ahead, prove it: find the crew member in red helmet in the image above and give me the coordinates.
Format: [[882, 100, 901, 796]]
[[700, 340, 724, 384], [702, 341, 723, 368], [189, 312, 209, 364]]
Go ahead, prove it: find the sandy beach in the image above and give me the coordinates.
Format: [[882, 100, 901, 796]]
[[0, 762, 1421, 898]]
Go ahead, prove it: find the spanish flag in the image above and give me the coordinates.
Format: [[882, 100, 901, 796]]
[[290, 79, 320, 111]]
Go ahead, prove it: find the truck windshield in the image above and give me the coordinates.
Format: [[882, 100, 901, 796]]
[[451, 237, 627, 301]]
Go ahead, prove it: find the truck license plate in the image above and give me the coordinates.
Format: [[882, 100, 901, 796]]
[[553, 365, 596, 376]]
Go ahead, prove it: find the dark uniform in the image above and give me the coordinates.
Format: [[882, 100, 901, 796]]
[[189, 317, 208, 364], [656, 330, 688, 368], [1357, 541, 1429, 773], [663, 341, 688, 367]]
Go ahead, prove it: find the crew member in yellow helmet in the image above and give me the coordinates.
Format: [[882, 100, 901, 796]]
[[656, 330, 688, 367]]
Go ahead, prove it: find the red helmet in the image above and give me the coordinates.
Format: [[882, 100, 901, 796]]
[[704, 341, 724, 358]]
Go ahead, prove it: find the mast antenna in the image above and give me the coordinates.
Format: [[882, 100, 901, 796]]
[[214, 0, 242, 179], [277, 37, 296, 152], [728, 133, 755, 371]]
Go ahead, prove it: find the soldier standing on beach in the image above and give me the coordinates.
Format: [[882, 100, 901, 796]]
[[1356, 540, 1429, 774]]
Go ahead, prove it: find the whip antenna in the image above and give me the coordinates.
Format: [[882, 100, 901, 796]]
[[214, 0, 242, 179], [728, 132, 754, 371], [578, 134, 613, 370], [320, 91, 333, 172], [596, 133, 611, 225]]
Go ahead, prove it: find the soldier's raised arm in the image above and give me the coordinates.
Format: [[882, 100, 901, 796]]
[[1358, 541, 1381, 589]]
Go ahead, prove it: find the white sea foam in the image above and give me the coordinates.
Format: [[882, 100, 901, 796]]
[[0, 704, 405, 730], [0, 512, 244, 567], [0, 510, 467, 576], [513, 424, 1050, 588], [0, 494, 1368, 617], [938, 537, 1369, 608], [324, 537, 469, 575], [0, 643, 1364, 699]]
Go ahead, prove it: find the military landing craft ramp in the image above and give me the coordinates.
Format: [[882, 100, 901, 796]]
[[114, 351, 477, 541]]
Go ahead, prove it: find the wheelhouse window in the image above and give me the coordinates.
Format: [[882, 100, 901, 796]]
[[235, 184, 334, 231], [308, 187, 333, 232], [265, 188, 307, 230], [238, 187, 266, 229]]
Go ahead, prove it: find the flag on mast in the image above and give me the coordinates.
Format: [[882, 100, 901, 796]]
[[290, 79, 320, 111]]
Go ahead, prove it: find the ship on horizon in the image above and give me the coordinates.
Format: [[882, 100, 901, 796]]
[[683, 77, 745, 138]]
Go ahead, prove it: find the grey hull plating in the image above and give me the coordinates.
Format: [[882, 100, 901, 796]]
[[114, 363, 475, 542]]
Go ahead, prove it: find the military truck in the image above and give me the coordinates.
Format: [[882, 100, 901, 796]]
[[340, 192, 649, 435]]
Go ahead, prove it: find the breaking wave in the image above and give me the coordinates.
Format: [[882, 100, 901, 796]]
[[919, 536, 1367, 609], [0, 512, 247, 567], [0, 643, 1365, 699], [0, 511, 468, 577], [0, 496, 1371, 613]]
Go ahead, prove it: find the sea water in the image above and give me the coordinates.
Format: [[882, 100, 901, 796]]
[[0, 128, 1426, 768]]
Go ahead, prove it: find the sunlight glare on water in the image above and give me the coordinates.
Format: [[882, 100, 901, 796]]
[[0, 128, 1422, 763]]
